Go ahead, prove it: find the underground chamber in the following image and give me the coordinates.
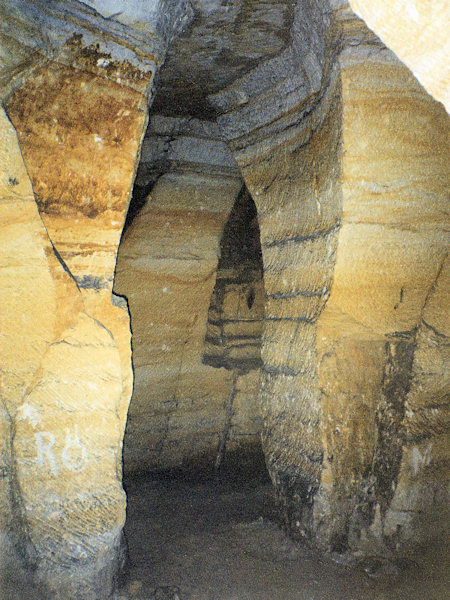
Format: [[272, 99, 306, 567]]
[[1, 1, 449, 598]]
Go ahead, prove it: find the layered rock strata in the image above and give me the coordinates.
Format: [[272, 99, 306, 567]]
[[0, 1, 448, 597], [348, 0, 450, 113], [211, 1, 449, 553], [0, 1, 192, 597], [115, 118, 264, 473], [203, 187, 264, 374], [315, 6, 450, 554], [210, 0, 344, 541], [1, 102, 129, 599]]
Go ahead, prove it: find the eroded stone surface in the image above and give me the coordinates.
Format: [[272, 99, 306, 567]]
[[203, 187, 264, 374], [1, 1, 449, 597], [0, 106, 128, 598], [211, 0, 343, 531], [14, 313, 125, 597], [0, 3, 162, 595], [115, 170, 264, 473], [348, 0, 450, 112], [212, 2, 448, 553], [315, 18, 450, 552]]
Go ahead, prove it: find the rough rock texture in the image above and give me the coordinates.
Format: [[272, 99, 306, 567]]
[[380, 256, 450, 548], [115, 124, 264, 472], [315, 10, 450, 553], [210, 1, 449, 552], [0, 1, 190, 597], [1, 0, 449, 597], [203, 187, 264, 374], [348, 0, 450, 113], [0, 105, 127, 598], [152, 0, 298, 117], [4, 56, 151, 455], [210, 0, 343, 541]]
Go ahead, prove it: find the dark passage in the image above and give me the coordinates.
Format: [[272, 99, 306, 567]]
[[203, 186, 264, 373]]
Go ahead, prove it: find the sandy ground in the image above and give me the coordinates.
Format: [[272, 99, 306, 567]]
[[118, 469, 449, 600]]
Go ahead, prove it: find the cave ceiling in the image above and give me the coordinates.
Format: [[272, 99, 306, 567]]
[[152, 0, 295, 118]]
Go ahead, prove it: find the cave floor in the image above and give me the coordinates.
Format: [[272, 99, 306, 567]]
[[120, 469, 448, 600]]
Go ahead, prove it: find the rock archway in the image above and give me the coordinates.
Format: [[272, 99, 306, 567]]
[[114, 117, 265, 475]]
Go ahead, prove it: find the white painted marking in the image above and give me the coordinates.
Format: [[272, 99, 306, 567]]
[[35, 432, 58, 476], [62, 425, 88, 472]]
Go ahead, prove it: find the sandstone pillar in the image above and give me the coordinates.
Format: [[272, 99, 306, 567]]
[[114, 130, 242, 472], [115, 116, 264, 474], [211, 0, 342, 539], [0, 1, 192, 597], [213, 1, 449, 556], [315, 11, 450, 552]]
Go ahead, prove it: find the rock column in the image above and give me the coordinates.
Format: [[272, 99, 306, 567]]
[[211, 0, 342, 539], [213, 0, 449, 554], [315, 7, 450, 553], [114, 116, 262, 473], [0, 1, 192, 597]]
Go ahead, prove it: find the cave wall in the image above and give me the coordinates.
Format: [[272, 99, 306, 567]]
[[315, 5, 450, 552], [114, 118, 264, 473], [0, 86, 140, 598], [211, 0, 449, 552], [203, 187, 264, 375], [348, 0, 450, 112], [0, 1, 192, 597], [210, 0, 344, 542], [0, 1, 448, 598]]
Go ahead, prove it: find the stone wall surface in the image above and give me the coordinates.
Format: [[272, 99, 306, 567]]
[[3, 50, 154, 440], [212, 2, 449, 553], [348, 0, 450, 113], [315, 20, 450, 552], [115, 171, 264, 473], [0, 105, 128, 599], [0, 0, 449, 597], [203, 188, 264, 375], [0, 0, 179, 597], [210, 0, 343, 541], [384, 255, 450, 546]]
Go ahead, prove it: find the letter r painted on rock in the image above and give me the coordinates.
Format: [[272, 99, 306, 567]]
[[35, 431, 58, 476]]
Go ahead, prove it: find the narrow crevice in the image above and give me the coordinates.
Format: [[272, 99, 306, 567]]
[[215, 370, 239, 471], [121, 177, 159, 235], [202, 186, 264, 374]]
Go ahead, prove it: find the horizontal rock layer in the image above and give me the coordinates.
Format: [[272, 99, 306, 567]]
[[0, 4, 170, 595], [1, 2, 449, 598], [348, 0, 450, 112], [315, 23, 450, 552], [115, 171, 264, 473]]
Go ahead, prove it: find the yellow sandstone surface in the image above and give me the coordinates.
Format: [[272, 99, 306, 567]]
[[316, 33, 449, 550], [0, 2, 448, 597], [349, 0, 450, 112], [1, 36, 151, 595], [115, 173, 263, 473]]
